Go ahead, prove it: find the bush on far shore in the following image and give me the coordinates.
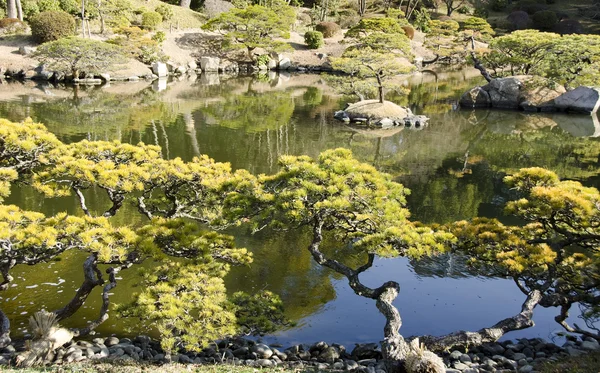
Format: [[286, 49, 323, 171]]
[[30, 10, 75, 43], [304, 30, 324, 49]]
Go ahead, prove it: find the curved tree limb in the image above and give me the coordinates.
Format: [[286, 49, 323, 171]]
[[73, 266, 119, 337], [555, 304, 600, 342], [307, 218, 409, 367], [419, 289, 542, 352], [54, 254, 103, 321]]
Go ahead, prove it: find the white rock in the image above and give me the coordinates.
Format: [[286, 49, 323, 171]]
[[200, 57, 220, 72], [151, 62, 168, 77]]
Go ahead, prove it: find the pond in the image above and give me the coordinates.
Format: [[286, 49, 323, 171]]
[[1, 69, 599, 347]]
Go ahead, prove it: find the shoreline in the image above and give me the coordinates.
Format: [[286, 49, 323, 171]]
[[1, 334, 598, 372]]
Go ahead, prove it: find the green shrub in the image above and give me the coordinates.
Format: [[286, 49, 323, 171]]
[[461, 17, 494, 35], [0, 8, 5, 19], [489, 0, 508, 11], [457, 5, 471, 14], [553, 19, 583, 35], [0, 18, 29, 35], [401, 25, 415, 40], [304, 30, 324, 49], [21, 0, 41, 20], [152, 30, 166, 44], [336, 9, 360, 29], [30, 11, 75, 43], [428, 19, 460, 36], [59, 0, 79, 14], [34, 37, 127, 77], [507, 10, 530, 30], [315, 21, 340, 38], [141, 11, 162, 30], [386, 8, 405, 19], [38, 0, 60, 12], [532, 10, 557, 30], [513, 0, 548, 15], [109, 26, 167, 64], [413, 9, 431, 32], [155, 4, 174, 22]]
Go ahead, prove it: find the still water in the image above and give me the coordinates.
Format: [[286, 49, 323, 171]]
[[0, 69, 599, 346]]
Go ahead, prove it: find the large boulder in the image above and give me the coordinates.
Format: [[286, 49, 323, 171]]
[[460, 86, 491, 108], [151, 62, 168, 78], [200, 57, 220, 72], [554, 86, 600, 114], [334, 100, 428, 129], [459, 76, 565, 111]]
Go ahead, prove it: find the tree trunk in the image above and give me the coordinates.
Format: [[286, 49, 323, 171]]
[[7, 0, 17, 18], [54, 254, 103, 321], [16, 0, 23, 21], [180, 0, 191, 8], [0, 309, 10, 349], [81, 0, 86, 38], [358, 0, 366, 17]]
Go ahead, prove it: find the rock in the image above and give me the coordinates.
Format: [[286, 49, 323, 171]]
[[581, 341, 600, 351], [459, 354, 472, 363], [176, 66, 187, 75], [358, 358, 377, 366], [179, 354, 192, 363], [554, 86, 600, 113], [18, 46, 36, 56], [460, 76, 566, 112], [23, 70, 36, 79], [318, 346, 340, 363], [99, 73, 111, 82], [519, 365, 534, 373], [188, 61, 198, 70], [278, 58, 291, 70], [453, 361, 469, 370], [335, 100, 428, 129], [152, 62, 169, 78], [111, 348, 125, 357], [449, 350, 463, 360], [267, 59, 277, 70], [352, 343, 381, 360], [200, 57, 220, 72], [460, 86, 492, 108], [250, 343, 273, 359], [254, 358, 273, 367], [233, 347, 249, 358], [345, 360, 360, 370], [487, 76, 526, 109]]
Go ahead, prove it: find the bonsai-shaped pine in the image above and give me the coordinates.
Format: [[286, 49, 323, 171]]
[[331, 18, 414, 103], [0, 118, 288, 356], [225, 148, 453, 372], [34, 37, 127, 79], [201, 2, 295, 60], [423, 167, 600, 350], [475, 30, 600, 87]]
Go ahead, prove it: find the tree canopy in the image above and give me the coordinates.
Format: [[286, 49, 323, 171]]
[[34, 37, 127, 78], [331, 17, 414, 103], [0, 118, 287, 354], [478, 30, 600, 88], [201, 4, 295, 59]]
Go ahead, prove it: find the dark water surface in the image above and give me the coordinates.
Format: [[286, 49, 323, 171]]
[[0, 69, 599, 346]]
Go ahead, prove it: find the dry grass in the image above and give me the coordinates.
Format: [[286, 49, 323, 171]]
[[537, 350, 600, 373]]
